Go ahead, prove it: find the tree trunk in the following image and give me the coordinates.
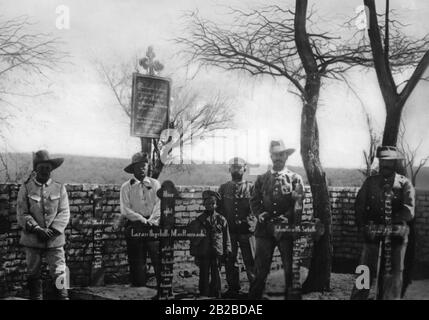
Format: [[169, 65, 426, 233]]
[[294, 0, 332, 292], [300, 81, 332, 292], [382, 102, 403, 146], [140, 137, 152, 154], [364, 0, 428, 298], [364, 0, 428, 147]]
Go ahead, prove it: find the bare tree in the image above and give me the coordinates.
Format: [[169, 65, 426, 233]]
[[0, 150, 32, 183], [0, 15, 66, 179], [336, 1, 428, 173], [95, 57, 234, 178], [175, 1, 380, 291], [343, 81, 381, 177], [398, 120, 429, 187], [360, 120, 381, 178], [0, 15, 65, 107], [362, 0, 429, 146], [355, 1, 429, 298]]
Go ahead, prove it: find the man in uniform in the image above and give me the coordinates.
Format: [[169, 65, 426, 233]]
[[120, 152, 161, 289], [218, 157, 256, 298], [351, 146, 415, 300], [17, 150, 70, 300], [248, 140, 304, 299]]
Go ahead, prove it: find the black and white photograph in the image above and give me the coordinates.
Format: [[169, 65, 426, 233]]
[[0, 0, 428, 307]]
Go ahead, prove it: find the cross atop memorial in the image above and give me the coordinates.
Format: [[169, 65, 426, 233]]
[[132, 46, 169, 167], [139, 46, 164, 76]]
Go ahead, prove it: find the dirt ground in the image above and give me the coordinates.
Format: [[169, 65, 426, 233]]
[[171, 267, 356, 300], [69, 266, 429, 300], [403, 279, 429, 300], [174, 268, 429, 300]]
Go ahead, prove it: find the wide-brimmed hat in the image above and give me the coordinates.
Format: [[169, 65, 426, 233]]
[[269, 140, 295, 156], [202, 190, 221, 202], [33, 150, 64, 171], [124, 152, 149, 174], [376, 146, 404, 160]]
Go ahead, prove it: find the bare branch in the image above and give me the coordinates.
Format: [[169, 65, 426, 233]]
[[175, 8, 307, 95], [399, 51, 429, 105], [0, 15, 67, 138], [0, 15, 67, 78], [95, 53, 234, 169], [95, 60, 132, 117], [398, 119, 429, 186]]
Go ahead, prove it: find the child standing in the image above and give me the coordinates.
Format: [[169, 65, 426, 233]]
[[189, 190, 232, 298]]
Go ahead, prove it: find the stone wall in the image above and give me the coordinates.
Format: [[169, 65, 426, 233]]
[[1, 183, 428, 297], [415, 192, 429, 263]]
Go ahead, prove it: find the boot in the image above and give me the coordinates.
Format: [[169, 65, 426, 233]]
[[52, 275, 69, 300], [55, 288, 69, 300], [28, 278, 43, 300]]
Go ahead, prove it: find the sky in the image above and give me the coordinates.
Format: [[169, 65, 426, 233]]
[[1, 0, 428, 168]]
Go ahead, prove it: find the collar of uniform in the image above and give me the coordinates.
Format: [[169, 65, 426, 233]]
[[381, 173, 398, 187], [131, 176, 153, 188], [142, 176, 152, 184], [270, 167, 289, 175], [231, 179, 246, 185], [34, 177, 52, 187], [203, 209, 218, 217]]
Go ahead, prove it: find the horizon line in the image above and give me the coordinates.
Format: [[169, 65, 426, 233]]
[[0, 151, 373, 170]]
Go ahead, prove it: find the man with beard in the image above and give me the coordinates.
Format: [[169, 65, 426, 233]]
[[218, 157, 256, 298], [350, 146, 415, 300], [120, 152, 161, 290], [16, 150, 70, 300], [248, 140, 304, 299]]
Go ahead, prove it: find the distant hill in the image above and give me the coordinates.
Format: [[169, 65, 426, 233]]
[[0, 153, 131, 185], [1, 153, 429, 190], [158, 163, 367, 187]]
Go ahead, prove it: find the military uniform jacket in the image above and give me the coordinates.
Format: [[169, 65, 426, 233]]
[[188, 210, 232, 258], [218, 180, 255, 234], [355, 173, 415, 232], [17, 178, 70, 248], [250, 168, 304, 238]]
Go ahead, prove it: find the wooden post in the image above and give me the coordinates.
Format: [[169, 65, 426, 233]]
[[140, 137, 152, 154], [141, 137, 153, 177]]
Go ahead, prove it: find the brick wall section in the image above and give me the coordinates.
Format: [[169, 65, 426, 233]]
[[328, 187, 362, 263], [0, 183, 428, 297], [415, 192, 429, 261]]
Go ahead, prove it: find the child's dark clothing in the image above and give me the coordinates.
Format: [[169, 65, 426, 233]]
[[189, 210, 232, 297]]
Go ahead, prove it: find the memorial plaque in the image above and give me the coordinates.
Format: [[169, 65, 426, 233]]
[[131, 73, 170, 138], [125, 180, 205, 299], [272, 220, 325, 300], [90, 188, 106, 286], [157, 180, 179, 300]]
